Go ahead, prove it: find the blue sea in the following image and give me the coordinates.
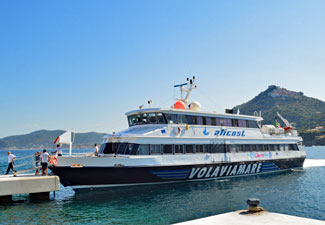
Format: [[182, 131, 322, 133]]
[[0, 147, 324, 224]]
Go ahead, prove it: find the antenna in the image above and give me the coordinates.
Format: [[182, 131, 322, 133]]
[[173, 76, 197, 106]]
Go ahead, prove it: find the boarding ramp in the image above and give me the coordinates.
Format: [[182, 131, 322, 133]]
[[12, 155, 58, 176]]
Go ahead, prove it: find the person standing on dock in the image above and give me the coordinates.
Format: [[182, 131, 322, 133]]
[[94, 144, 99, 156], [41, 149, 50, 176], [5, 151, 16, 175], [35, 152, 41, 175], [52, 144, 63, 156]]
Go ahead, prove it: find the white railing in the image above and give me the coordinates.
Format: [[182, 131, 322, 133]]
[[12, 154, 59, 175], [13, 155, 40, 175]]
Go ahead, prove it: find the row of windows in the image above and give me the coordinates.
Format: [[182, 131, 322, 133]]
[[128, 112, 165, 126], [100, 143, 300, 155], [127, 112, 259, 128]]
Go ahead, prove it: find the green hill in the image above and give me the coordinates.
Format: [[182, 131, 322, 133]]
[[0, 130, 107, 149], [233, 85, 325, 130]]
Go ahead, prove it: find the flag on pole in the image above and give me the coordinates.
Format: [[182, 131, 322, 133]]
[[54, 131, 73, 144], [276, 120, 280, 128]]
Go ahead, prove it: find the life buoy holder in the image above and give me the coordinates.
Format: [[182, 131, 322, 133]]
[[49, 156, 57, 166]]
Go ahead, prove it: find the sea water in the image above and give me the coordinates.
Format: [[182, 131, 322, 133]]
[[0, 147, 324, 224]]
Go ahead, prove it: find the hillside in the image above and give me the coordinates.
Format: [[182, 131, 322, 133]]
[[233, 85, 325, 130], [300, 129, 325, 146], [0, 130, 107, 149]]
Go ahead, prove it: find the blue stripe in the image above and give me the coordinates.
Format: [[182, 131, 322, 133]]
[[262, 164, 277, 167], [261, 168, 280, 171], [262, 166, 278, 169], [151, 169, 190, 179]]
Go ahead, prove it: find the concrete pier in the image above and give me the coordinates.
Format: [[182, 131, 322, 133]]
[[0, 174, 60, 203], [175, 210, 325, 225]]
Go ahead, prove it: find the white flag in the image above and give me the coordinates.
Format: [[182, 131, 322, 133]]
[[54, 131, 72, 144]]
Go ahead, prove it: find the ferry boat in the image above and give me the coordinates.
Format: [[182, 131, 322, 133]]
[[50, 77, 306, 189]]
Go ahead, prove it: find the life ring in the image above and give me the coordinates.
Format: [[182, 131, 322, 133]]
[[173, 126, 181, 135], [50, 156, 57, 166]]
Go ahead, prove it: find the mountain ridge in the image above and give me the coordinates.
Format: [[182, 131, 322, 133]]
[[0, 130, 107, 149]]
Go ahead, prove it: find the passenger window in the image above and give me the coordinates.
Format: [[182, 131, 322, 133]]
[[251, 145, 257, 151], [210, 144, 224, 153], [116, 143, 127, 154], [166, 114, 178, 124], [148, 113, 157, 124], [138, 145, 149, 155], [102, 143, 116, 154], [257, 145, 263, 151], [174, 145, 184, 154], [238, 120, 248, 127], [131, 144, 139, 155], [150, 145, 161, 154], [206, 117, 212, 126], [185, 115, 194, 124], [157, 113, 165, 124], [211, 117, 216, 126], [232, 119, 239, 127], [196, 145, 205, 153], [244, 145, 251, 152], [229, 144, 236, 153], [196, 117, 203, 125], [280, 145, 285, 151], [136, 115, 142, 125], [163, 145, 173, 154], [224, 119, 232, 126], [142, 113, 148, 124], [185, 145, 195, 153], [248, 121, 258, 128], [128, 115, 137, 126], [124, 144, 133, 155], [177, 114, 187, 124]]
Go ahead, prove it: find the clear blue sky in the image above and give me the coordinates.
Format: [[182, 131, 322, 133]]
[[1, 0, 325, 138]]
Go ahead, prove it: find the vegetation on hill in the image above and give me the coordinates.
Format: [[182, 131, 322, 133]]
[[233, 85, 325, 146], [233, 85, 325, 130], [0, 130, 107, 149]]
